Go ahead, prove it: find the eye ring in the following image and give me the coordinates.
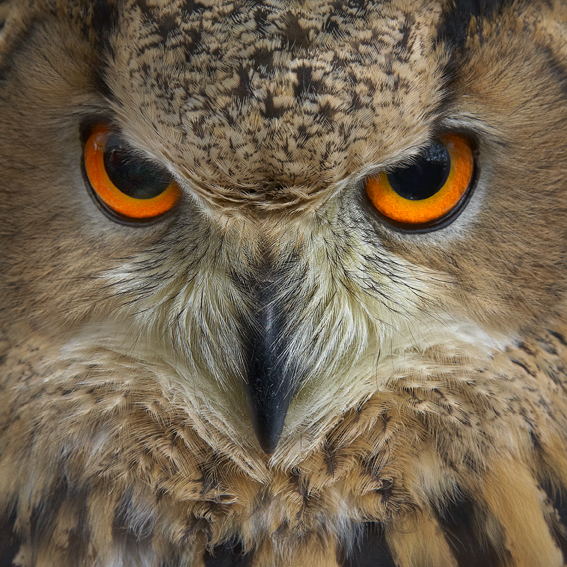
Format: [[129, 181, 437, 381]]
[[82, 124, 181, 223], [365, 134, 477, 232]]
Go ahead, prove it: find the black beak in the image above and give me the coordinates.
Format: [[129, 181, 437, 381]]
[[243, 275, 297, 454]]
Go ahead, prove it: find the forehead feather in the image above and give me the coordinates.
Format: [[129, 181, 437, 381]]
[[44, 0, 454, 207]]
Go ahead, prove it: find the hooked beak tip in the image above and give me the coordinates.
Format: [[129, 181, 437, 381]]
[[248, 394, 290, 454]]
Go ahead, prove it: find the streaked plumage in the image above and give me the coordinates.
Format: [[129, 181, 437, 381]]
[[1, 0, 567, 565]]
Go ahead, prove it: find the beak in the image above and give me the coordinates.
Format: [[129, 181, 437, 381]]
[[243, 274, 298, 454]]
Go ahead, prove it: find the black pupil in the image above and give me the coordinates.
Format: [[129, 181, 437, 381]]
[[103, 134, 171, 199], [387, 141, 450, 201]]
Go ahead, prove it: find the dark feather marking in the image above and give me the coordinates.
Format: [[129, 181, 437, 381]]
[[204, 540, 253, 567], [548, 330, 567, 346], [0, 511, 18, 567], [182, 0, 207, 15], [540, 480, 567, 562], [253, 5, 270, 33], [437, 0, 517, 50], [535, 46, 567, 108], [294, 65, 314, 98], [347, 0, 366, 13], [155, 13, 179, 41], [29, 478, 72, 548], [339, 522, 396, 567], [233, 67, 252, 103], [93, 69, 116, 104], [89, 0, 118, 53], [23, 478, 91, 564], [510, 358, 536, 377], [437, 494, 504, 567], [252, 46, 275, 72], [322, 15, 340, 35], [282, 12, 311, 51], [183, 24, 203, 56]]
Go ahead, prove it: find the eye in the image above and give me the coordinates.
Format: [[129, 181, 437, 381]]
[[83, 124, 181, 222], [365, 134, 475, 230]]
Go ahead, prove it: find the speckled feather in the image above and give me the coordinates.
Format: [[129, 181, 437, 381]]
[[1, 0, 567, 566]]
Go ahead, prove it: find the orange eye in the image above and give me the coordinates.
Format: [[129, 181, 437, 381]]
[[83, 124, 181, 221], [365, 134, 475, 228]]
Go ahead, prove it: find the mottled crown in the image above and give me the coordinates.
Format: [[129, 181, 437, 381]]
[[23, 0, 454, 209]]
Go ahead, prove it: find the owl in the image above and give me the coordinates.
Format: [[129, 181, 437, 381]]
[[1, 0, 567, 565]]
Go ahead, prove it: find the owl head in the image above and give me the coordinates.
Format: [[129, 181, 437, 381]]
[[1, 0, 567, 565]]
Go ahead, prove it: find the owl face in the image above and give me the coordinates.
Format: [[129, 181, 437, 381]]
[[1, 0, 567, 564]]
